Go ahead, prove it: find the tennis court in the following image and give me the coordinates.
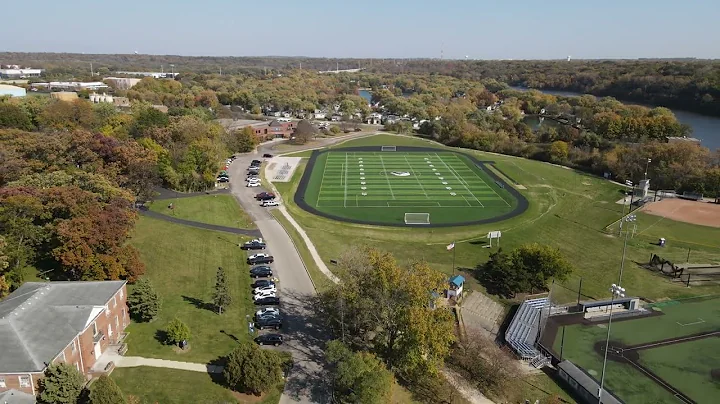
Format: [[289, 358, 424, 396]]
[[297, 148, 525, 226]]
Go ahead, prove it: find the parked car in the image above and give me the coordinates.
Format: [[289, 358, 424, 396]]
[[254, 284, 277, 294], [254, 296, 280, 306], [251, 279, 275, 289], [251, 159, 262, 165], [254, 333, 283, 346], [217, 175, 229, 181], [263, 153, 273, 158], [218, 177, 230, 183], [246, 170, 259, 176], [241, 239, 266, 250], [248, 255, 274, 265], [253, 290, 277, 300], [249, 265, 273, 278], [256, 307, 280, 318], [255, 317, 282, 330], [261, 200, 279, 207], [247, 182, 260, 187], [247, 177, 260, 183], [255, 192, 275, 201], [248, 253, 271, 260]]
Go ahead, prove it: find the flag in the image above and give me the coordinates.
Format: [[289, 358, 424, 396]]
[[446, 242, 455, 251]]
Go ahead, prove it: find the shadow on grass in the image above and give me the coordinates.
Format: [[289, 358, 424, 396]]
[[154, 329, 168, 345], [182, 295, 217, 313]]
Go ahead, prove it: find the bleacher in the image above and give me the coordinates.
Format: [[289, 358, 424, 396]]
[[273, 163, 292, 181], [505, 297, 550, 360]]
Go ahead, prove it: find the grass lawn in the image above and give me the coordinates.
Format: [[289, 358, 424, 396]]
[[275, 135, 720, 303], [300, 150, 518, 225], [148, 194, 255, 229], [112, 367, 281, 404], [519, 372, 577, 404], [127, 216, 255, 363]]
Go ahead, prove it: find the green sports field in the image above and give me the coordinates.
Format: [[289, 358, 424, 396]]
[[548, 296, 720, 403], [300, 150, 521, 225]]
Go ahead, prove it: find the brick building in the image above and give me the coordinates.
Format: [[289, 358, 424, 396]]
[[0, 281, 129, 400], [247, 120, 296, 140]]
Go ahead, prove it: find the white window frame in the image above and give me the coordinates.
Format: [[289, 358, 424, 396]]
[[19, 376, 30, 388], [105, 305, 110, 316], [119, 289, 124, 299], [92, 322, 98, 337], [0, 376, 6, 388], [71, 339, 77, 354], [108, 323, 113, 337], [115, 315, 119, 329], [112, 296, 117, 308], [75, 362, 80, 372], [61, 350, 66, 362]]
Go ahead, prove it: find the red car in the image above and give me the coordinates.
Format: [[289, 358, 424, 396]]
[[255, 192, 276, 201]]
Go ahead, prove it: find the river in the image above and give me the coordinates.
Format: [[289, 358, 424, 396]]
[[511, 87, 720, 151]]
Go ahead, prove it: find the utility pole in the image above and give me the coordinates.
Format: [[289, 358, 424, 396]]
[[90, 62, 93, 76]]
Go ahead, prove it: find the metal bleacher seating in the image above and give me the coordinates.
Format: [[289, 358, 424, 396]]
[[504, 297, 550, 360], [273, 163, 292, 181]]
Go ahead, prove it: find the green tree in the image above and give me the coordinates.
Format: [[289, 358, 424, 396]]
[[0, 236, 9, 298], [164, 318, 191, 345], [223, 342, 284, 395], [478, 243, 573, 298], [38, 363, 86, 404], [549, 140, 569, 163], [0, 102, 34, 130], [325, 340, 393, 404], [212, 266, 232, 314], [127, 278, 160, 322], [317, 248, 455, 377], [89, 375, 126, 404], [224, 126, 258, 152]]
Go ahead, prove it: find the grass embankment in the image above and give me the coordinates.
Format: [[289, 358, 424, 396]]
[[127, 216, 255, 362], [112, 367, 282, 404], [149, 194, 255, 229], [279, 134, 720, 303]]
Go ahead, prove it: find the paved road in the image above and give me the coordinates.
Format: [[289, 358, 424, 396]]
[[229, 148, 329, 404], [138, 207, 262, 237]]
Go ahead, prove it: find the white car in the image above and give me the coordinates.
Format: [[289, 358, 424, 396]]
[[262, 200, 279, 207], [248, 253, 271, 260], [254, 285, 277, 294], [247, 177, 260, 183], [256, 307, 280, 318], [253, 290, 277, 300], [247, 182, 260, 187]]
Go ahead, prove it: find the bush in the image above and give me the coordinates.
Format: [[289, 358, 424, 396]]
[[127, 278, 160, 322], [164, 318, 190, 346], [223, 342, 284, 395], [89, 375, 126, 404]]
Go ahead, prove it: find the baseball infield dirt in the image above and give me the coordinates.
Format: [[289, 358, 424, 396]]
[[643, 198, 720, 228]]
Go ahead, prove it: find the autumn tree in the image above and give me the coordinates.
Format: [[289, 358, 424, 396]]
[[293, 119, 317, 144], [224, 126, 258, 152], [223, 342, 285, 395], [477, 243, 573, 298], [0, 102, 34, 130], [212, 266, 232, 314], [325, 340, 393, 404], [89, 375, 126, 404], [549, 140, 569, 163], [38, 99, 97, 131], [0, 236, 9, 298], [317, 248, 455, 377], [38, 363, 86, 404], [127, 278, 160, 322], [164, 318, 190, 346]]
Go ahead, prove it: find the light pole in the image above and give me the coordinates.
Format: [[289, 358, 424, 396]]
[[170, 64, 175, 76], [619, 180, 633, 236], [644, 158, 652, 181], [599, 214, 634, 403]]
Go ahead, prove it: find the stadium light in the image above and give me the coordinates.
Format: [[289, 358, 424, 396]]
[[644, 158, 652, 181], [619, 181, 634, 236], [599, 214, 634, 403]]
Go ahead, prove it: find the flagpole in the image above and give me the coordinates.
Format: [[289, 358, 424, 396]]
[[452, 241, 456, 275]]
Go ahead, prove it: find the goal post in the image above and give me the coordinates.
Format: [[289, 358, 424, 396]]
[[381, 146, 397, 152], [404, 213, 430, 225]]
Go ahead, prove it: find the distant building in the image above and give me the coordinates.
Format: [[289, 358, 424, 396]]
[[32, 82, 109, 91], [366, 112, 383, 125], [89, 93, 114, 104], [50, 92, 79, 101], [0, 66, 43, 78], [104, 77, 142, 90], [114, 71, 178, 79], [0, 281, 129, 399], [667, 136, 701, 145], [0, 84, 26, 97]]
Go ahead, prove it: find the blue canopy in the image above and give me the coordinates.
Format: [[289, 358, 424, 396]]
[[449, 275, 465, 287]]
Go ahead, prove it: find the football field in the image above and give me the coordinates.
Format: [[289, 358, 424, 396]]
[[299, 150, 523, 226]]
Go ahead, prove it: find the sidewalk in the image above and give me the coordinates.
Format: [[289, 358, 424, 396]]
[[114, 354, 224, 374]]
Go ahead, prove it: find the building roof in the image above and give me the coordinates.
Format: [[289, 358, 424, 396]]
[[557, 360, 623, 404], [449, 275, 465, 287], [0, 281, 126, 373], [0, 389, 36, 404]]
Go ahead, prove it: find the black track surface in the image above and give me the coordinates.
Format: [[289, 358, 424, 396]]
[[294, 146, 529, 227]]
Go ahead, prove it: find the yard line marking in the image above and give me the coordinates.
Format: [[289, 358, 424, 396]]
[[404, 155, 428, 198], [379, 154, 395, 200], [344, 153, 348, 208], [318, 155, 333, 208], [448, 154, 510, 207], [434, 153, 483, 206]]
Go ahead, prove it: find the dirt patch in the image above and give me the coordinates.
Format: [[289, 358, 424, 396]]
[[643, 199, 720, 228], [230, 391, 266, 403], [593, 340, 640, 363]]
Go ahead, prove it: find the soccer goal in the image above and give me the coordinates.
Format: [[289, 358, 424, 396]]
[[404, 213, 430, 225], [381, 146, 397, 152]]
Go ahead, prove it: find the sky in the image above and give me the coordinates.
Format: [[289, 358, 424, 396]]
[[1, 0, 718, 59]]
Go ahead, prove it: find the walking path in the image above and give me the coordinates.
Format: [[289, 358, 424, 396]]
[[114, 354, 224, 374], [138, 207, 262, 237]]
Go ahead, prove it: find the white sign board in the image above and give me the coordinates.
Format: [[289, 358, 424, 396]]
[[486, 231, 502, 247]]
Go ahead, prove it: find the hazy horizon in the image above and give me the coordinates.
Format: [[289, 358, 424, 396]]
[[1, 0, 718, 59]]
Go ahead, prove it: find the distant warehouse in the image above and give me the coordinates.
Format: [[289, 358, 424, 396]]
[[0, 84, 27, 97], [0, 66, 43, 78]]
